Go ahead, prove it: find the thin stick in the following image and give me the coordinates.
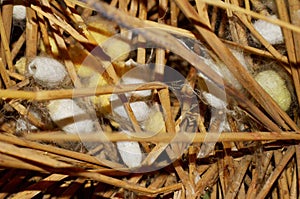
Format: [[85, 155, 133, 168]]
[[129, 0, 138, 16], [245, 168, 258, 199], [0, 9, 14, 72], [0, 82, 166, 100], [0, 3, 13, 69], [0, 133, 111, 167], [0, 141, 72, 168], [282, 0, 300, 111], [10, 174, 68, 199], [222, 39, 289, 65], [154, 0, 168, 79], [24, 131, 300, 143], [0, 153, 46, 172], [0, 58, 12, 87], [11, 31, 26, 61], [290, 160, 297, 198], [170, 0, 179, 26], [137, 0, 147, 64], [25, 7, 38, 58], [7, 71, 25, 81], [36, 12, 52, 55]]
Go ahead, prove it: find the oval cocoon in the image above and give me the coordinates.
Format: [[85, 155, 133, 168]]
[[28, 56, 67, 88], [47, 99, 95, 134], [116, 139, 142, 168], [255, 70, 291, 111]]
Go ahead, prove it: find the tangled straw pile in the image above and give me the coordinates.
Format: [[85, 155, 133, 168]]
[[0, 0, 300, 198]]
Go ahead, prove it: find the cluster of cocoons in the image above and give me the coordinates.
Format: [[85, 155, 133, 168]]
[[111, 66, 152, 122], [110, 68, 153, 168], [26, 55, 146, 168]]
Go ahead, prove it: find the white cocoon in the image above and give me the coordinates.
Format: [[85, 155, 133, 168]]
[[47, 99, 95, 134], [13, 5, 26, 21], [202, 92, 227, 109], [121, 73, 152, 97], [116, 132, 142, 168], [28, 56, 67, 88], [253, 15, 284, 45], [111, 98, 151, 122]]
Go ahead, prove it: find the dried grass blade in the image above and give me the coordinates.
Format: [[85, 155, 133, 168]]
[[0, 7, 14, 72], [24, 131, 300, 143], [245, 168, 258, 199], [11, 31, 26, 61], [256, 146, 295, 198], [0, 141, 72, 168], [10, 174, 68, 199], [225, 155, 252, 198], [195, 163, 219, 197], [173, 160, 195, 198], [280, 0, 300, 109], [0, 4, 13, 70], [25, 7, 38, 58], [0, 153, 46, 172], [0, 58, 12, 88], [0, 82, 166, 100], [274, 150, 290, 198], [30, 5, 88, 43], [222, 39, 289, 65], [0, 134, 107, 167]]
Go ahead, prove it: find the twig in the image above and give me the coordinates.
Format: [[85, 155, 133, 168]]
[[11, 31, 26, 61], [0, 82, 166, 100], [0, 9, 14, 72], [25, 7, 38, 58], [24, 131, 300, 143]]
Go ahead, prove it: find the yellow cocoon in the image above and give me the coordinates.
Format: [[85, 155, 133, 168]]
[[15, 57, 27, 75], [88, 73, 111, 114], [143, 110, 166, 134], [87, 19, 130, 62], [254, 70, 292, 111], [68, 44, 97, 78]]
